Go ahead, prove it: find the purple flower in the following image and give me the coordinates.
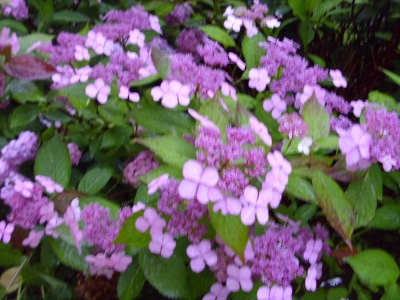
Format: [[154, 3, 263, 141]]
[[135, 207, 166, 236], [186, 239, 218, 272], [178, 160, 219, 204], [13, 179, 34, 198], [240, 185, 270, 225], [67, 143, 82, 166], [257, 285, 292, 300], [128, 29, 145, 48], [350, 100, 367, 118], [329, 69, 347, 88], [22, 230, 44, 248], [109, 251, 132, 273], [305, 263, 322, 291], [303, 239, 323, 264], [224, 15, 242, 32], [148, 174, 169, 195], [228, 52, 246, 71], [208, 188, 242, 216], [188, 109, 220, 132], [35, 175, 63, 194], [226, 264, 253, 292], [119, 86, 140, 102], [0, 221, 14, 244], [203, 283, 230, 300], [74, 45, 90, 61], [149, 231, 176, 258], [249, 116, 272, 146]]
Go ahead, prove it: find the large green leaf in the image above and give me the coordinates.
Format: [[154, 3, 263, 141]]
[[18, 33, 54, 54], [242, 32, 266, 74], [34, 134, 71, 188], [9, 79, 45, 104], [345, 249, 400, 288], [101, 125, 133, 149], [114, 211, 151, 248], [367, 204, 400, 230], [139, 248, 190, 299], [345, 167, 378, 229], [208, 203, 249, 260], [302, 95, 330, 140], [137, 135, 196, 169], [78, 166, 113, 195], [9, 104, 40, 129], [200, 25, 235, 48], [312, 171, 353, 248], [0, 244, 23, 267], [117, 259, 146, 300], [286, 174, 318, 204], [48, 238, 89, 272], [131, 104, 195, 135], [187, 270, 215, 300], [368, 90, 400, 114], [50, 10, 90, 23], [198, 99, 230, 135]]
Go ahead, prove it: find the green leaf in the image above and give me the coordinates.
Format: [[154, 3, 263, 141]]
[[78, 166, 113, 195], [130, 75, 160, 87], [307, 53, 326, 67], [10, 104, 40, 128], [345, 167, 378, 229], [117, 260, 146, 300], [294, 204, 318, 222], [326, 287, 349, 300], [380, 68, 400, 86], [315, 135, 339, 150], [242, 32, 266, 71], [18, 33, 54, 54], [131, 104, 195, 135], [200, 25, 235, 48], [208, 203, 249, 260], [289, 0, 322, 19], [198, 99, 230, 134], [188, 270, 215, 300], [9, 79, 45, 104], [48, 238, 89, 272], [79, 196, 119, 220], [150, 46, 171, 80], [367, 204, 400, 230], [50, 10, 90, 22], [134, 185, 159, 206], [236, 93, 256, 109], [345, 249, 400, 288], [98, 96, 129, 126], [312, 171, 353, 248], [0, 244, 23, 267], [286, 174, 318, 204], [368, 90, 400, 114], [34, 134, 71, 187], [137, 135, 196, 169], [382, 282, 400, 300], [302, 95, 330, 140], [139, 248, 190, 299], [114, 211, 151, 248], [56, 83, 88, 112], [313, 0, 344, 18], [0, 19, 28, 35], [101, 125, 133, 149]]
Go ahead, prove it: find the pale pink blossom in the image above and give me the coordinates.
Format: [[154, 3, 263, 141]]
[[303, 239, 323, 264], [128, 29, 145, 48], [249, 116, 272, 146], [330, 69, 347, 88], [119, 86, 140, 102], [149, 15, 162, 34], [263, 94, 286, 119], [13, 179, 34, 198], [151, 80, 191, 108], [148, 174, 169, 195], [74, 45, 90, 61], [298, 137, 313, 155], [257, 285, 292, 300], [85, 31, 113, 56], [240, 185, 270, 225], [243, 19, 258, 38], [70, 66, 92, 84], [132, 201, 146, 214], [248, 68, 270, 92], [224, 15, 242, 32], [188, 109, 220, 132], [350, 100, 367, 118], [0, 221, 14, 244], [86, 78, 111, 104], [305, 263, 322, 291], [39, 202, 56, 224], [178, 160, 219, 204], [187, 240, 217, 273], [149, 231, 176, 258], [221, 82, 237, 101], [22, 230, 44, 248], [109, 251, 132, 272], [208, 188, 241, 216], [264, 17, 281, 28], [135, 207, 166, 236], [203, 283, 230, 300], [228, 52, 245, 71], [35, 175, 63, 193], [85, 253, 114, 279], [226, 264, 253, 292], [295, 84, 326, 109]]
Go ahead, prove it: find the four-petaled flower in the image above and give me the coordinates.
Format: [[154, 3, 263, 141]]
[[178, 159, 219, 204], [305, 263, 322, 291], [135, 207, 166, 236], [203, 283, 230, 300], [226, 264, 253, 292], [228, 52, 246, 71], [151, 80, 191, 108], [257, 285, 292, 300], [263, 94, 287, 119], [330, 69, 347, 88], [186, 239, 218, 273], [148, 174, 169, 195], [249, 116, 272, 146], [128, 29, 145, 48], [240, 185, 270, 225], [298, 137, 313, 155], [0, 221, 14, 244], [303, 238, 323, 264], [208, 188, 242, 216], [119, 86, 140, 102], [22, 230, 44, 248], [149, 231, 176, 258], [248, 68, 270, 92], [86, 78, 111, 104], [74, 45, 90, 61], [224, 15, 242, 32]]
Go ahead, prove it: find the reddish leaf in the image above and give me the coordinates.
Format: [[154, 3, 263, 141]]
[[312, 171, 354, 249], [0, 44, 12, 60], [3, 55, 56, 80], [10, 226, 29, 249], [53, 190, 87, 214], [332, 246, 358, 265], [327, 158, 367, 182]]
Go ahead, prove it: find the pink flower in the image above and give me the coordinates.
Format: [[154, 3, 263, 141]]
[[128, 29, 145, 48], [226, 264, 253, 292], [74, 45, 90, 61], [45, 215, 63, 238], [267, 151, 292, 176], [338, 124, 372, 170], [86, 78, 111, 104], [240, 185, 270, 225], [188, 109, 220, 132], [35, 175, 63, 194], [135, 207, 166, 236], [295, 84, 326, 109], [85, 31, 113, 56], [39, 201, 56, 224], [151, 80, 191, 108], [203, 283, 230, 300], [148, 174, 169, 195], [263, 94, 287, 119], [257, 285, 292, 300], [86, 253, 114, 279], [243, 19, 258, 38], [132, 201, 146, 214], [178, 160, 219, 204], [330, 69, 347, 88], [350, 100, 367, 118], [0, 221, 14, 244], [228, 52, 246, 71], [109, 251, 132, 273], [305, 263, 322, 291], [264, 17, 281, 28], [149, 15, 162, 34], [67, 142, 82, 166], [186, 240, 218, 273], [249, 116, 272, 146], [248, 68, 270, 92], [221, 82, 237, 101], [119, 86, 140, 102], [70, 66, 92, 84], [149, 231, 176, 258], [224, 15, 242, 32], [208, 188, 242, 216], [303, 239, 323, 264], [22, 230, 44, 248]]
